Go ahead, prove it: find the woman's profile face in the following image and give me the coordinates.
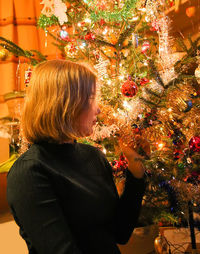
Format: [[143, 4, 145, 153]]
[[76, 93, 100, 137]]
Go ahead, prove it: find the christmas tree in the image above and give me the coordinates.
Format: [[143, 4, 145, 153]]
[[1, 0, 200, 245]]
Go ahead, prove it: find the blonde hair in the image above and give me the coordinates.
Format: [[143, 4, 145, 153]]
[[22, 59, 97, 143]]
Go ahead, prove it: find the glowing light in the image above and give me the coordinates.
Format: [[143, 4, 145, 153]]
[[119, 75, 124, 80], [84, 18, 91, 23], [131, 16, 139, 21], [79, 42, 86, 49], [157, 142, 165, 150], [107, 80, 112, 85], [102, 28, 108, 35], [123, 100, 132, 111], [78, 22, 81, 27], [143, 60, 148, 66], [168, 108, 172, 112], [102, 147, 107, 154]]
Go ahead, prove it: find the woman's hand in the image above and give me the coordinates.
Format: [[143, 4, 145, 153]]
[[119, 136, 150, 179]]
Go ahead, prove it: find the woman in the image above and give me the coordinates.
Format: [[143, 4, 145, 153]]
[[7, 60, 148, 254]]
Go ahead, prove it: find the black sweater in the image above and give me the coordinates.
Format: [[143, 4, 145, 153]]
[[7, 141, 145, 254]]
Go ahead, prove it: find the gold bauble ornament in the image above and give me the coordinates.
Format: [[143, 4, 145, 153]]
[[122, 38, 129, 47], [154, 233, 168, 254], [0, 48, 9, 61], [186, 6, 196, 18], [195, 65, 200, 84], [109, 34, 118, 45]]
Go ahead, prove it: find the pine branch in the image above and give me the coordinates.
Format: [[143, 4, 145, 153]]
[[188, 35, 194, 49], [29, 50, 47, 62], [0, 37, 25, 55], [118, 23, 137, 48], [149, 59, 165, 88], [177, 37, 188, 52]]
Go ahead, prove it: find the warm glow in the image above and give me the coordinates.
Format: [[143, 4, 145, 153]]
[[157, 142, 165, 150]]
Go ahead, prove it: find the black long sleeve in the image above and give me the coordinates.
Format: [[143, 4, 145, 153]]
[[8, 159, 82, 254], [7, 142, 145, 254]]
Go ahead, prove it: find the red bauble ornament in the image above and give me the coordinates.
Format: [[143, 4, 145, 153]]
[[85, 32, 95, 41], [173, 149, 184, 160], [100, 18, 106, 26], [24, 67, 32, 86], [140, 77, 149, 85], [189, 136, 200, 152], [141, 41, 150, 54], [121, 80, 138, 97], [186, 6, 196, 17]]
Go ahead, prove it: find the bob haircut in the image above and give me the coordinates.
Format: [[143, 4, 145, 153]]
[[22, 59, 97, 144]]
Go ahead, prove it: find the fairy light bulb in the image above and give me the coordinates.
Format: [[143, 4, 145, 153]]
[[107, 80, 111, 85], [119, 75, 124, 80], [102, 147, 107, 154], [157, 142, 164, 150], [103, 28, 108, 35], [84, 18, 91, 23]]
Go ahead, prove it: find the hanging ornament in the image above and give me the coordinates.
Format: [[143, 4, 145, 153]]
[[121, 79, 138, 97], [109, 33, 118, 45], [122, 38, 129, 47], [184, 100, 193, 112], [131, 123, 140, 134], [24, 67, 32, 87], [195, 65, 200, 84], [154, 233, 168, 254], [173, 149, 184, 160], [99, 18, 106, 26], [0, 48, 9, 61], [64, 41, 78, 58], [189, 136, 200, 153], [59, 30, 69, 40], [84, 32, 95, 41], [140, 77, 149, 86], [54, 0, 68, 25], [186, 6, 196, 18], [141, 41, 150, 54]]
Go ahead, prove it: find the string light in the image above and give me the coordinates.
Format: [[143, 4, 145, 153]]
[[103, 28, 108, 35], [103, 147, 107, 154]]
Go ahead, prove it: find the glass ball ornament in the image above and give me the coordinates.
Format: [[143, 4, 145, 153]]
[[154, 233, 168, 254], [189, 136, 200, 152], [141, 41, 150, 54], [121, 79, 138, 97], [59, 30, 69, 40], [186, 6, 196, 17], [0, 48, 9, 60]]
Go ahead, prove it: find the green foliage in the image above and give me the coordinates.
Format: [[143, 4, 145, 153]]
[[0, 36, 47, 65], [37, 14, 59, 30]]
